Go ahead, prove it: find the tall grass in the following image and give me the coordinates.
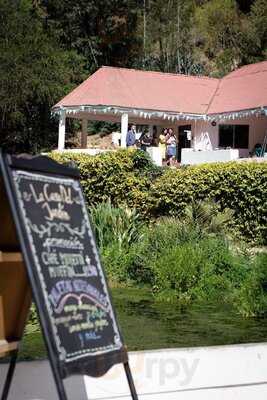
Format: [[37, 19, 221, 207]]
[[90, 199, 144, 250], [89, 201, 267, 317], [232, 253, 267, 317]]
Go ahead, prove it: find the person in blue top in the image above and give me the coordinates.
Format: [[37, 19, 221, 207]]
[[126, 125, 136, 147]]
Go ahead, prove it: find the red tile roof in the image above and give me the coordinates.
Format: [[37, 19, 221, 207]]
[[208, 61, 267, 114], [54, 61, 267, 116]]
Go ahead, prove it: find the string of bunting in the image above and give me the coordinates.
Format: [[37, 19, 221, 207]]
[[52, 105, 267, 122], [208, 106, 267, 121]]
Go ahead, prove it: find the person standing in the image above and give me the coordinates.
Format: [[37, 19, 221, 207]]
[[166, 128, 177, 166], [159, 128, 168, 161], [126, 124, 136, 147], [140, 129, 152, 151]]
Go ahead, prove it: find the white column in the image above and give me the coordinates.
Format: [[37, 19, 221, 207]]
[[58, 110, 66, 151], [81, 119, 88, 148], [193, 120, 197, 150], [121, 113, 128, 148]]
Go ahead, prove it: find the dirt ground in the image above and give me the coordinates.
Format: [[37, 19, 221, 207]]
[[86, 132, 114, 149]]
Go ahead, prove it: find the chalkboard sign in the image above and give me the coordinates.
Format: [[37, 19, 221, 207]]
[[0, 151, 138, 400]]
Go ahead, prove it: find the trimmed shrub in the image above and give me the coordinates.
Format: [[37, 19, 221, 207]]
[[50, 149, 160, 213], [49, 151, 267, 242], [150, 162, 267, 242]]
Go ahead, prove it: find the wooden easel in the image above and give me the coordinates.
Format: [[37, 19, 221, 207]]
[[0, 252, 31, 400], [0, 177, 32, 400]]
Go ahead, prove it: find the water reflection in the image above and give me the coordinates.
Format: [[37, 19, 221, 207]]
[[112, 287, 267, 350]]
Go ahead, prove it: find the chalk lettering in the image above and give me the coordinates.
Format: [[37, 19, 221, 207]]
[[44, 184, 73, 205], [49, 280, 73, 307], [12, 171, 123, 360], [59, 253, 85, 267], [29, 183, 74, 205], [43, 237, 84, 252], [49, 266, 72, 278], [42, 202, 70, 221], [42, 251, 59, 265]]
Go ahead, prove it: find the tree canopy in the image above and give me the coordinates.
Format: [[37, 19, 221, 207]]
[[0, 0, 266, 153], [0, 0, 86, 152]]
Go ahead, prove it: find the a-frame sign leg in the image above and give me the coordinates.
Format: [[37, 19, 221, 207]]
[[124, 362, 139, 400], [0, 349, 68, 400], [49, 359, 68, 400], [1, 350, 18, 400], [52, 372, 68, 400]]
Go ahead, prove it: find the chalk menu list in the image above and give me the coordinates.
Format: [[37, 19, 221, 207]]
[[12, 170, 122, 363]]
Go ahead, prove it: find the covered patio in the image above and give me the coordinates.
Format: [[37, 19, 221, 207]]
[[52, 63, 267, 165]]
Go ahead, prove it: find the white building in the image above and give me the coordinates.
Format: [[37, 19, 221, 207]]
[[52, 62, 267, 165]]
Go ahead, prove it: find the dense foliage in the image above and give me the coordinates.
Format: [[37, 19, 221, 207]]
[[0, 0, 86, 153], [90, 201, 267, 317], [0, 0, 266, 152], [90, 199, 145, 250], [50, 150, 267, 243], [43, 0, 141, 71], [50, 149, 162, 212], [149, 161, 267, 242], [140, 0, 267, 76]]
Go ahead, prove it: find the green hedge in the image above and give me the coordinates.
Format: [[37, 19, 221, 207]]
[[50, 149, 160, 211], [149, 162, 267, 241], [49, 150, 267, 242]]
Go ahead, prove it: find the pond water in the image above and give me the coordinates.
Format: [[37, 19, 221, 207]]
[[18, 285, 267, 360], [112, 287, 267, 350]]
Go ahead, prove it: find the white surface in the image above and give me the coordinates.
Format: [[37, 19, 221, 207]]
[[54, 148, 112, 155], [195, 132, 212, 151], [121, 113, 128, 148], [0, 343, 266, 399], [111, 131, 121, 146], [147, 147, 162, 166], [0, 359, 87, 400], [192, 116, 267, 157], [57, 110, 66, 151], [181, 148, 239, 165], [84, 343, 267, 399]]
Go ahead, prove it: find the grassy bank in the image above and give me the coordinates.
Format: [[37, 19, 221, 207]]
[[91, 200, 267, 318]]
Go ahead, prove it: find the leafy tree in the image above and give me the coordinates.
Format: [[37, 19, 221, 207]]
[[194, 0, 244, 76], [1, 0, 267, 154], [42, 0, 142, 72], [134, 0, 204, 74], [241, 0, 267, 63], [0, 0, 86, 153], [250, 0, 267, 47], [138, 0, 267, 76]]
